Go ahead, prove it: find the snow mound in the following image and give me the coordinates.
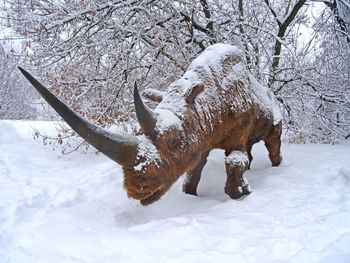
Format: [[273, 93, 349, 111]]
[[1, 121, 350, 263]]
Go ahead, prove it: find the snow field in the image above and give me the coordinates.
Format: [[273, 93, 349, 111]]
[[1, 120, 350, 263]]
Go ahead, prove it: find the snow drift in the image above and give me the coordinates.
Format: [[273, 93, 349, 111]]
[[1, 120, 350, 263]]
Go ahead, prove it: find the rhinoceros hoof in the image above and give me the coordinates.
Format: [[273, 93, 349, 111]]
[[225, 185, 251, 200]]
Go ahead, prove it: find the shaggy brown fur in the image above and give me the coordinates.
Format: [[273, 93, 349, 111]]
[[20, 44, 282, 206], [123, 44, 282, 205]]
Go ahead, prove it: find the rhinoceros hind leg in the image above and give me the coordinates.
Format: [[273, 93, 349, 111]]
[[224, 150, 251, 199], [183, 152, 209, 196], [264, 122, 282, 166]]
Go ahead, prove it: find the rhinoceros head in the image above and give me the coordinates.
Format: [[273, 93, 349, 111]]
[[124, 82, 205, 205], [18, 67, 198, 205]]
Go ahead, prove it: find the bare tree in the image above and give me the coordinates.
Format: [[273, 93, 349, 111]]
[[0, 46, 38, 120], [4, 0, 350, 147]]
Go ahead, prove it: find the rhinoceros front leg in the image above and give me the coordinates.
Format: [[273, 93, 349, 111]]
[[183, 151, 209, 196], [224, 150, 251, 199]]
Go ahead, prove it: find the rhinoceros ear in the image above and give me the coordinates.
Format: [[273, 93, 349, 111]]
[[141, 89, 164, 103], [185, 83, 204, 103]]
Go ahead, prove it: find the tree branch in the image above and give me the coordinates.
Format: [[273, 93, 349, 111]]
[[263, 0, 282, 27], [323, 0, 350, 43], [267, 0, 307, 87], [279, 0, 307, 37]]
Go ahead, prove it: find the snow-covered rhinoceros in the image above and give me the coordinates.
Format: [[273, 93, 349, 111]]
[[19, 44, 282, 205]]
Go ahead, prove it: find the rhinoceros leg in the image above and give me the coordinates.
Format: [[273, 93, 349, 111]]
[[247, 146, 253, 169], [183, 151, 209, 196], [264, 123, 282, 166], [224, 150, 251, 199]]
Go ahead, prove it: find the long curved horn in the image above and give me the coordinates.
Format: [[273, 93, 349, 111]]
[[133, 82, 157, 136], [18, 67, 138, 166]]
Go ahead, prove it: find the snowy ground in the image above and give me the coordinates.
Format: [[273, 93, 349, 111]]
[[1, 120, 350, 263]]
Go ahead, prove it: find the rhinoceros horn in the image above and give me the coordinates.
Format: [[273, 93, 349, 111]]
[[133, 82, 157, 137], [18, 67, 138, 166]]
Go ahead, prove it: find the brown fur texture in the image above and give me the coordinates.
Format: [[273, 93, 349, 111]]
[[20, 44, 282, 206], [123, 44, 282, 205]]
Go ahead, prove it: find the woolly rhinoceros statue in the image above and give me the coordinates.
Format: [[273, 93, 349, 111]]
[[19, 44, 282, 205]]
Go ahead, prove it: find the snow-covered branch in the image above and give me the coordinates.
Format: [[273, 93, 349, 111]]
[[3, 0, 349, 144]]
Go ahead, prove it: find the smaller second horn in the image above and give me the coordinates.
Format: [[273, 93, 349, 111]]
[[134, 82, 157, 137]]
